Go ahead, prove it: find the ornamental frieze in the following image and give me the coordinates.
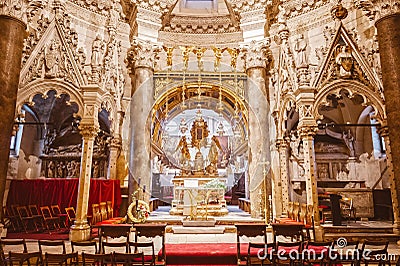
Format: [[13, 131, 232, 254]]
[[354, 0, 400, 22]]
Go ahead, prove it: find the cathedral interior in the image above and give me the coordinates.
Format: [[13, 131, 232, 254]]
[[0, 0, 400, 244]]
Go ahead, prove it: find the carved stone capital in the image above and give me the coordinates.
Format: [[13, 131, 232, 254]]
[[298, 126, 318, 138], [276, 138, 289, 149], [126, 38, 161, 71], [241, 38, 272, 70], [78, 124, 99, 139], [0, 0, 46, 25], [354, 0, 400, 23]]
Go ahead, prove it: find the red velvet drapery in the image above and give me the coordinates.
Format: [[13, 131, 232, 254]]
[[6, 179, 122, 216]]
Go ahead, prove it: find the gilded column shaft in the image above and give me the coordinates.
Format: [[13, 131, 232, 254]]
[[277, 139, 289, 215], [70, 126, 97, 241], [0, 15, 26, 219]]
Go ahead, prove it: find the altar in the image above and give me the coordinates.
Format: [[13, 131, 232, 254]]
[[169, 175, 228, 217]]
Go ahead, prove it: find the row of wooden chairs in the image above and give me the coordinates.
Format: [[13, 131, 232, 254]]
[[6, 251, 146, 266], [3, 205, 69, 233], [0, 238, 159, 266], [242, 239, 391, 266]]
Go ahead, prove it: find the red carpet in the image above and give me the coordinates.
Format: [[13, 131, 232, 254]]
[[6, 229, 70, 240], [164, 243, 238, 265]]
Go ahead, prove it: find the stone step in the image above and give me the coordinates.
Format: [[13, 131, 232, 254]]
[[170, 225, 227, 234]]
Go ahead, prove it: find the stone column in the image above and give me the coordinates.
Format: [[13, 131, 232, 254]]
[[354, 0, 400, 235], [70, 85, 102, 241], [0, 15, 26, 218], [108, 111, 124, 179], [243, 38, 272, 219], [126, 38, 160, 203], [276, 138, 289, 216], [379, 125, 400, 233], [297, 85, 323, 240]]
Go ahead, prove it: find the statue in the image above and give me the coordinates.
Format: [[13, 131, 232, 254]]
[[294, 34, 308, 68], [44, 40, 61, 78], [176, 136, 191, 173], [206, 136, 222, 175], [335, 45, 353, 78], [343, 129, 356, 157], [91, 34, 105, 68]]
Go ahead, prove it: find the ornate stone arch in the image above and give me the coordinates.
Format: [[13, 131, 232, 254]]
[[16, 79, 84, 118], [314, 80, 386, 124]]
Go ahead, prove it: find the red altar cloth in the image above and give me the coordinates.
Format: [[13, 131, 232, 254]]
[[6, 178, 122, 216]]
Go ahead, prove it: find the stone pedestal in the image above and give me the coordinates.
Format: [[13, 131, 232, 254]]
[[0, 15, 26, 216]]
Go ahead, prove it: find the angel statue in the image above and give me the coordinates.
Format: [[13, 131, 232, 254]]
[[206, 136, 223, 175], [176, 136, 191, 173]]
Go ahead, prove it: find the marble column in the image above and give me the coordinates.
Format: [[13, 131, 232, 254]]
[[126, 39, 160, 204], [70, 85, 102, 241], [243, 38, 272, 219], [379, 125, 400, 233], [354, 0, 400, 234], [376, 15, 400, 234], [276, 138, 289, 216], [0, 15, 26, 218]]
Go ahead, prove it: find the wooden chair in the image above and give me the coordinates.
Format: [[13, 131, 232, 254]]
[[65, 207, 76, 227], [99, 202, 108, 221], [330, 239, 359, 266], [51, 205, 68, 228], [16, 206, 40, 233], [39, 240, 66, 254], [40, 206, 60, 233], [358, 240, 389, 266], [106, 201, 114, 219], [271, 223, 304, 243], [82, 252, 113, 266], [8, 251, 43, 266], [28, 205, 44, 230], [235, 223, 268, 265], [113, 252, 145, 266], [44, 252, 79, 266], [0, 239, 28, 266], [128, 241, 158, 266], [246, 242, 275, 266], [71, 240, 98, 254], [91, 204, 101, 225], [292, 202, 300, 222], [275, 241, 302, 266], [133, 223, 167, 264], [304, 205, 315, 240], [302, 241, 333, 266], [101, 241, 129, 254], [3, 206, 19, 232]]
